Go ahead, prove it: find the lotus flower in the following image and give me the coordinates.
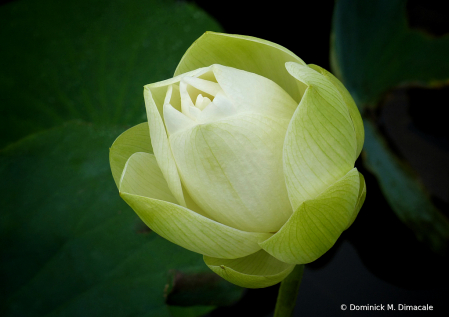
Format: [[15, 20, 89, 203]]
[[109, 32, 366, 288]]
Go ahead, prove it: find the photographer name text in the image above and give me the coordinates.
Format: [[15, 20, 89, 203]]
[[340, 304, 433, 311]]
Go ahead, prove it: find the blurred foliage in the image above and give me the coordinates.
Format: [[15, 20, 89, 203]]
[[0, 123, 226, 317], [0, 0, 245, 316], [332, 0, 449, 254], [0, 0, 220, 148]]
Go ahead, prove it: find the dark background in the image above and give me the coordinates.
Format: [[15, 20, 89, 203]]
[[194, 0, 335, 71]]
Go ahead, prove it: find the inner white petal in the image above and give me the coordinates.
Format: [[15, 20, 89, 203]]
[[169, 113, 293, 232], [213, 93, 237, 116], [195, 94, 204, 107], [198, 93, 236, 123], [179, 81, 196, 120], [198, 102, 223, 123], [164, 85, 173, 106], [195, 94, 212, 110], [188, 105, 201, 120], [197, 69, 218, 83], [177, 71, 240, 126], [183, 76, 223, 97], [163, 103, 197, 135]]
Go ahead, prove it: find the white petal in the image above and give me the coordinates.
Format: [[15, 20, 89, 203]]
[[197, 102, 223, 123], [183, 76, 223, 97], [145, 67, 210, 118], [119, 152, 272, 259], [198, 93, 236, 123], [179, 81, 196, 120], [169, 113, 293, 233], [163, 85, 173, 106], [143, 67, 211, 207], [144, 87, 186, 207], [213, 93, 237, 115], [195, 94, 204, 108], [211, 65, 297, 119], [196, 95, 212, 110], [188, 105, 201, 120], [174, 32, 307, 103], [163, 103, 197, 135]]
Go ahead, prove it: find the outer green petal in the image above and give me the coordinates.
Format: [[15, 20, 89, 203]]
[[120, 152, 178, 204], [260, 168, 360, 264], [174, 32, 307, 103], [308, 64, 364, 158], [346, 172, 366, 229], [119, 152, 272, 259], [109, 123, 152, 188], [169, 113, 293, 233], [203, 250, 295, 289], [283, 62, 357, 211]]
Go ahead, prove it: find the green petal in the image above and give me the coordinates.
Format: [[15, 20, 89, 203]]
[[260, 168, 360, 264], [120, 152, 178, 203], [169, 113, 293, 233], [203, 250, 295, 288], [308, 64, 364, 158], [109, 123, 152, 188], [283, 62, 357, 211], [174, 32, 307, 103], [119, 152, 272, 259], [346, 172, 366, 229]]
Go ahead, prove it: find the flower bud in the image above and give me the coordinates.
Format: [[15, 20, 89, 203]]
[[110, 32, 366, 288]]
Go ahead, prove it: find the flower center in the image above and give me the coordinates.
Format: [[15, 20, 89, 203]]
[[163, 69, 237, 135], [194, 94, 212, 110], [179, 74, 236, 122]]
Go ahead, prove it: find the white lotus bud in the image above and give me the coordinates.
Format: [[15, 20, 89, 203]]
[[110, 32, 366, 289]]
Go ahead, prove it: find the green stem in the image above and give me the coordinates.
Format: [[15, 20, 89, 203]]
[[273, 264, 305, 317]]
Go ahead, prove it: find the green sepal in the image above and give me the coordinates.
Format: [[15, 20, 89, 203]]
[[283, 62, 357, 212], [259, 168, 360, 264], [308, 64, 364, 158], [109, 123, 152, 188], [346, 172, 366, 229], [203, 250, 295, 289]]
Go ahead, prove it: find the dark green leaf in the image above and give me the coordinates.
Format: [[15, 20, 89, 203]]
[[0, 122, 242, 316], [332, 0, 449, 106], [363, 121, 449, 254], [0, 0, 222, 148], [332, 0, 449, 253]]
